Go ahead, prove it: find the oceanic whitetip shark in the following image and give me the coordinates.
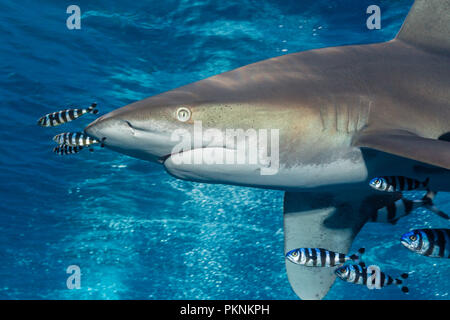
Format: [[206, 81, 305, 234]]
[[84, 0, 450, 299]]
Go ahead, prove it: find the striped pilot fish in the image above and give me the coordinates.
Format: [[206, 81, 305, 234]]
[[53, 145, 83, 155], [37, 103, 98, 127], [285, 247, 365, 267], [335, 263, 409, 293], [369, 176, 429, 192], [370, 190, 449, 224], [53, 132, 99, 147], [401, 229, 450, 259]]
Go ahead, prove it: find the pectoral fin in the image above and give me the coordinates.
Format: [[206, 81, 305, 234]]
[[353, 129, 450, 170], [284, 192, 370, 300]]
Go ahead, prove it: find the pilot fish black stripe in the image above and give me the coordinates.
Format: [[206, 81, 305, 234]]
[[436, 229, 446, 257], [68, 109, 75, 121], [53, 132, 99, 147], [371, 197, 416, 223], [37, 103, 98, 127], [398, 176, 405, 190], [424, 229, 439, 257], [320, 248, 327, 266], [53, 145, 83, 155], [351, 264, 365, 285], [389, 176, 397, 190], [285, 247, 364, 267], [329, 250, 335, 266], [370, 190, 446, 224], [387, 201, 396, 221]]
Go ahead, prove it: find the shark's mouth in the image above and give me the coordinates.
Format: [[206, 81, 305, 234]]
[[157, 148, 203, 165], [158, 153, 172, 164], [157, 146, 234, 165]]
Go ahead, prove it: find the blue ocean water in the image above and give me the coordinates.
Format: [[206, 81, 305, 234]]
[[0, 0, 448, 299]]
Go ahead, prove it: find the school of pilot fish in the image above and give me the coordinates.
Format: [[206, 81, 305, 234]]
[[287, 175, 449, 295], [37, 103, 105, 154], [38, 105, 449, 297]]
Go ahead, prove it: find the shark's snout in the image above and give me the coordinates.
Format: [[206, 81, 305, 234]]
[[84, 116, 103, 139], [84, 110, 179, 163], [84, 114, 122, 141]]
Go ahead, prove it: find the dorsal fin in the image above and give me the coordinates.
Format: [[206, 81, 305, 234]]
[[396, 0, 450, 55]]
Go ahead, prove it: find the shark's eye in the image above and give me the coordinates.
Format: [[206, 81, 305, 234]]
[[409, 235, 417, 241], [176, 107, 191, 122]]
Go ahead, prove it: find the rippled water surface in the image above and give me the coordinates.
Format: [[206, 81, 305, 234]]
[[1, 0, 448, 299]]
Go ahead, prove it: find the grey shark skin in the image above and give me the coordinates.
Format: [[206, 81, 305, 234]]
[[85, 0, 450, 299]]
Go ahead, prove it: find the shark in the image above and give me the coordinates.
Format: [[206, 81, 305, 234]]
[[84, 0, 450, 299]]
